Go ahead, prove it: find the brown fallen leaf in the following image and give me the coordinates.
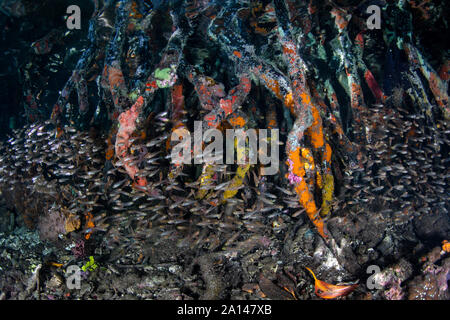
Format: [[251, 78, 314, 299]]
[[276, 272, 297, 300], [258, 274, 295, 300], [305, 267, 358, 299], [241, 283, 259, 294]]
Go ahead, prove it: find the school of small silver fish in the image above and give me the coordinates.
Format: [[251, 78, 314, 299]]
[[0, 1, 448, 300]]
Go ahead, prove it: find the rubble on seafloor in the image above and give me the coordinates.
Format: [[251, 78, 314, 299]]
[[0, 0, 449, 300], [1, 198, 448, 300]]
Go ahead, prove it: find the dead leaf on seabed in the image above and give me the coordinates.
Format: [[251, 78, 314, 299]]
[[258, 274, 297, 300], [305, 267, 358, 299]]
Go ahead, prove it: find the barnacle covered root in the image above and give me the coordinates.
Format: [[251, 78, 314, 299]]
[[196, 164, 216, 200], [103, 64, 129, 110], [285, 100, 334, 238], [223, 164, 251, 201], [287, 146, 327, 239], [115, 95, 147, 187]]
